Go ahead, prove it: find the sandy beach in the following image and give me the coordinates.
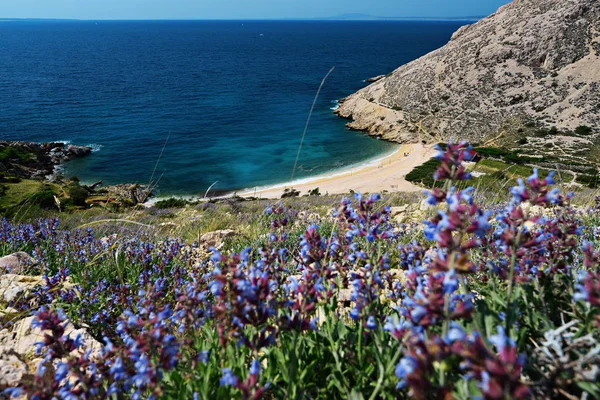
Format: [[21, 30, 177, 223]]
[[239, 143, 434, 199]]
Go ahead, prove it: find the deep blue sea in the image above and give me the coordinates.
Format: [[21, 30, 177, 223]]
[[0, 20, 465, 196]]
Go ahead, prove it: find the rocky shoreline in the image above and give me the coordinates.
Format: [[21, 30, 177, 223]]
[[0, 141, 153, 209], [0, 141, 92, 181]]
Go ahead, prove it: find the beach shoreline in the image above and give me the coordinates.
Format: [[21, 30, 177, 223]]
[[235, 142, 433, 199], [143, 142, 433, 204]]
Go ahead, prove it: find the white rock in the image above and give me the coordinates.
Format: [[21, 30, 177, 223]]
[[0, 274, 43, 303], [200, 229, 237, 250], [0, 252, 37, 275]]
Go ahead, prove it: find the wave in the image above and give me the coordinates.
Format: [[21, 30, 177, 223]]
[[86, 144, 103, 153], [329, 100, 340, 111]]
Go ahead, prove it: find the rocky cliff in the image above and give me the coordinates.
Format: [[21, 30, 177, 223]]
[[336, 0, 600, 144]]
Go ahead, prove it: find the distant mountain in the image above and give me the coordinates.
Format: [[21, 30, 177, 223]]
[[323, 14, 484, 21], [0, 18, 78, 22]]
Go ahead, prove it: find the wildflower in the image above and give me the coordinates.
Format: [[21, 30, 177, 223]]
[[220, 368, 239, 387], [250, 359, 261, 376], [366, 316, 377, 330]]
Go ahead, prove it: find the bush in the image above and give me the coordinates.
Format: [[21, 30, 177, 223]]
[[474, 147, 540, 165], [155, 198, 189, 209], [405, 158, 442, 187], [67, 182, 89, 207], [0, 146, 35, 162], [576, 173, 600, 188], [307, 188, 321, 196], [575, 125, 593, 135], [281, 188, 300, 198], [29, 185, 57, 209]]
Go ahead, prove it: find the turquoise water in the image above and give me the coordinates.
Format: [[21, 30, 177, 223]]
[[0, 20, 465, 195]]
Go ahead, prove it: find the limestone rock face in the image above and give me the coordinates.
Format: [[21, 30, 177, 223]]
[[336, 0, 600, 143]]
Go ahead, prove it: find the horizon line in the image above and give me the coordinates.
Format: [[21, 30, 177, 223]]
[[0, 16, 484, 22]]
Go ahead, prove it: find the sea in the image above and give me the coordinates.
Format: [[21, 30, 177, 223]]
[[0, 20, 467, 196]]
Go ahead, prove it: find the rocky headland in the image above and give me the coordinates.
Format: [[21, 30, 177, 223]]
[[0, 141, 92, 181], [336, 0, 600, 145]]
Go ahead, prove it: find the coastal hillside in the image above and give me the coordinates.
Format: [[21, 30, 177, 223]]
[[336, 0, 600, 144]]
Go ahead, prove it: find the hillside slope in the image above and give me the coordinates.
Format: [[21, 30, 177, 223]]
[[336, 0, 600, 144]]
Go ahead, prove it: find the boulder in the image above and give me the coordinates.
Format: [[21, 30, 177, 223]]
[[389, 205, 409, 217], [66, 145, 92, 159], [0, 316, 102, 359], [104, 184, 152, 206], [200, 229, 237, 250], [366, 75, 385, 83], [337, 288, 353, 303], [0, 141, 92, 180], [0, 252, 37, 275], [0, 274, 43, 304], [0, 346, 27, 390]]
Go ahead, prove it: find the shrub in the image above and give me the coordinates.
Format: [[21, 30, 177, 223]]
[[474, 146, 540, 165], [576, 173, 600, 188], [575, 125, 593, 135], [307, 187, 321, 196], [405, 157, 442, 187], [0, 147, 34, 162], [67, 182, 89, 207], [29, 184, 57, 209], [281, 188, 300, 198], [155, 197, 189, 209]]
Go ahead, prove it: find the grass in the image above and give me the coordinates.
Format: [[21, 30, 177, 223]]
[[0, 180, 61, 217]]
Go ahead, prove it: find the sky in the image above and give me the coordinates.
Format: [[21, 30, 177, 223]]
[[0, 0, 511, 20]]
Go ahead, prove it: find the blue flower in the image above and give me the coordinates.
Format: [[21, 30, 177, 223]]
[[55, 362, 69, 382], [395, 356, 417, 388], [510, 179, 527, 204], [220, 368, 239, 387], [199, 350, 210, 364], [366, 316, 377, 330], [110, 357, 127, 381], [445, 322, 466, 344], [250, 359, 261, 376], [3, 388, 24, 398], [442, 269, 459, 294], [527, 168, 539, 184], [488, 326, 514, 352]]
